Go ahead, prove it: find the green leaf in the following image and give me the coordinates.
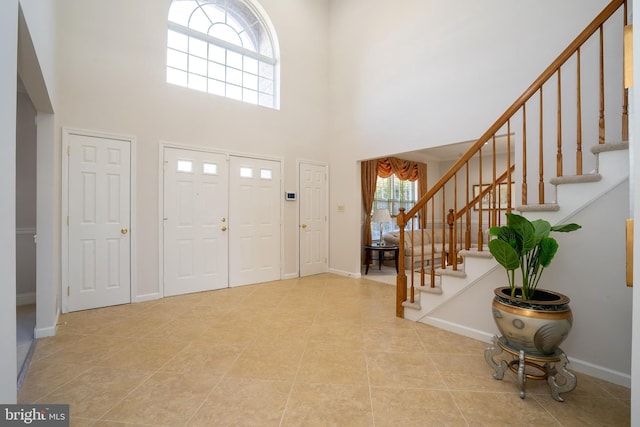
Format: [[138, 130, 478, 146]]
[[506, 213, 536, 253], [489, 226, 503, 237], [538, 237, 559, 267], [532, 219, 551, 243], [550, 223, 582, 233], [489, 239, 520, 270]]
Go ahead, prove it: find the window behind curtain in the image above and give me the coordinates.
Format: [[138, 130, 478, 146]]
[[372, 175, 418, 240]]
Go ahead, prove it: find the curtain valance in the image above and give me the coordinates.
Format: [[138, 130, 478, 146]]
[[377, 157, 422, 181]]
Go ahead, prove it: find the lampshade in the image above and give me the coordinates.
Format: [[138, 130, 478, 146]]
[[372, 208, 392, 223]]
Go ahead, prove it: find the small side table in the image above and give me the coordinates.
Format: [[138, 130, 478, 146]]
[[364, 244, 399, 274], [484, 335, 577, 402]]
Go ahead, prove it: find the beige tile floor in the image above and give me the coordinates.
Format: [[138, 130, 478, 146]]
[[19, 274, 630, 426]]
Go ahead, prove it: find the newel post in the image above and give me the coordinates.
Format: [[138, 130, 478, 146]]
[[396, 208, 407, 318]]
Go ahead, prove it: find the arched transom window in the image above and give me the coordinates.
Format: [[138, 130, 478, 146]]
[[167, 0, 279, 109]]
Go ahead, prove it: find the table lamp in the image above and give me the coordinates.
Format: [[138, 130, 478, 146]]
[[372, 208, 392, 246]]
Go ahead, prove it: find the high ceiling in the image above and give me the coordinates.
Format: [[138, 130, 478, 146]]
[[393, 134, 513, 163]]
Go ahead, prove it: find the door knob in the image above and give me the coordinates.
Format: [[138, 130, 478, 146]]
[[121, 228, 128, 235], [221, 226, 228, 231], [301, 224, 307, 229]]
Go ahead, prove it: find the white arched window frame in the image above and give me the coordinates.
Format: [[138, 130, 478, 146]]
[[166, 0, 279, 109]]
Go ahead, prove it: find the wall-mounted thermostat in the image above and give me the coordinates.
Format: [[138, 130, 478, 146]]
[[285, 192, 297, 201]]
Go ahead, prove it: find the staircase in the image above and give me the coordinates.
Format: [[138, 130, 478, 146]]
[[392, 0, 632, 385], [403, 141, 629, 322]]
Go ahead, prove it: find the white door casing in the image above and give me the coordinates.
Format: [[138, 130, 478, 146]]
[[229, 156, 281, 287], [63, 131, 132, 312], [299, 162, 328, 277], [163, 148, 229, 296]]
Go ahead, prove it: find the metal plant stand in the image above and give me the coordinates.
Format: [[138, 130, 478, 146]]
[[484, 335, 577, 402]]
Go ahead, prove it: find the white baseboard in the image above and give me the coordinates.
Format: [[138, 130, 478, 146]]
[[281, 272, 299, 280], [420, 316, 494, 344], [16, 292, 36, 306], [134, 292, 161, 303], [328, 268, 361, 279], [567, 357, 631, 388], [420, 316, 631, 389], [34, 311, 59, 339]]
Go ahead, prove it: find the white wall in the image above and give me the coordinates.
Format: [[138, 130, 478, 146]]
[[16, 91, 37, 302], [16, 0, 59, 338], [54, 0, 330, 298], [18, 0, 57, 109], [630, 0, 639, 422], [429, 179, 632, 385], [328, 0, 614, 276], [0, 0, 19, 405]]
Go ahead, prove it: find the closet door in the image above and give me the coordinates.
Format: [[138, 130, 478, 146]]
[[299, 162, 328, 277], [65, 132, 131, 312]]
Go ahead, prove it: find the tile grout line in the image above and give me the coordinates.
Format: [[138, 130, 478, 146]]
[[278, 279, 327, 427]]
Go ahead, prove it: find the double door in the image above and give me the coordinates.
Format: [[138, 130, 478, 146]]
[[163, 148, 281, 296]]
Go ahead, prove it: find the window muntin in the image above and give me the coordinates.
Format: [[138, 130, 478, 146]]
[[372, 176, 419, 240], [167, 0, 278, 109]]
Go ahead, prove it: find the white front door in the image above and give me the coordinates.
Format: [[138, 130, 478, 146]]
[[66, 133, 131, 312], [299, 162, 328, 276], [163, 148, 229, 296], [229, 157, 281, 287]]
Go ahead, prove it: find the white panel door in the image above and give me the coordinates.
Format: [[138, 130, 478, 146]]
[[229, 157, 281, 287], [299, 163, 328, 277], [163, 148, 229, 296], [67, 134, 131, 312]]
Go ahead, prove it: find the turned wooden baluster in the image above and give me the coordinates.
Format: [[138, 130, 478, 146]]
[[557, 69, 563, 177], [396, 208, 407, 318], [599, 24, 605, 144], [576, 47, 583, 175], [539, 88, 545, 204], [465, 163, 471, 250], [430, 197, 436, 288], [507, 122, 512, 213], [409, 224, 415, 304], [522, 104, 528, 205]]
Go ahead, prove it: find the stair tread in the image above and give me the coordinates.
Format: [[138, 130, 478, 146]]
[[549, 173, 602, 185], [402, 300, 422, 310], [517, 203, 560, 212], [591, 141, 629, 154], [459, 249, 493, 259], [434, 268, 466, 278], [415, 285, 443, 294]]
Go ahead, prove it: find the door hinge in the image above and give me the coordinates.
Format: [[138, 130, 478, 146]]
[[67, 286, 70, 296], [67, 145, 71, 156]]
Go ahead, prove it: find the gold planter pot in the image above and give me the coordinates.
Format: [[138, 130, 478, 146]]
[[491, 287, 572, 357]]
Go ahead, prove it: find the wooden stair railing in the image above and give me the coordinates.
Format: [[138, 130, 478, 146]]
[[395, 0, 628, 318]]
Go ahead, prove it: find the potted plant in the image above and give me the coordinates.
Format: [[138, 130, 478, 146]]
[[488, 213, 581, 356]]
